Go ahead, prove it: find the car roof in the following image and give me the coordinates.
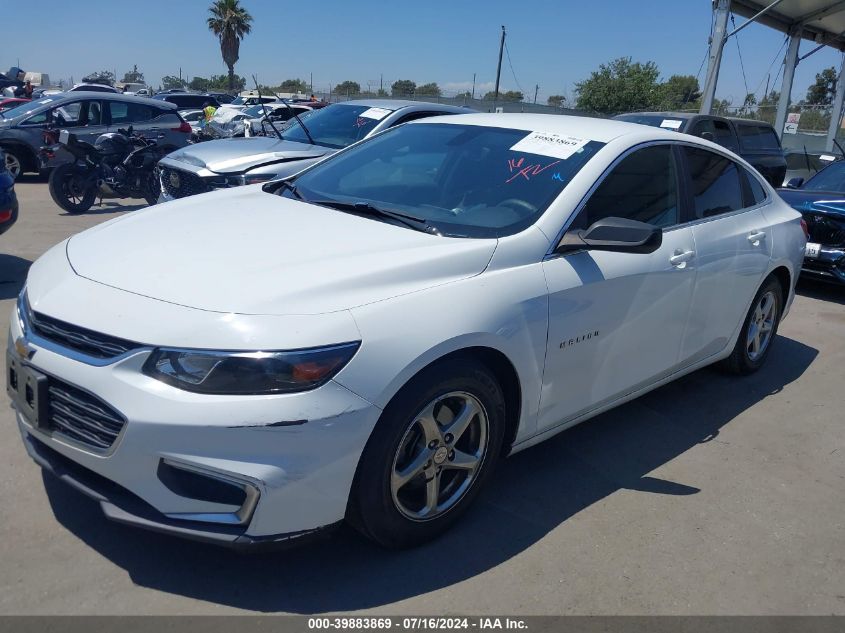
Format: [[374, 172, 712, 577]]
[[15, 92, 178, 110], [727, 117, 775, 128], [333, 99, 469, 113], [410, 112, 720, 144], [615, 111, 696, 120]]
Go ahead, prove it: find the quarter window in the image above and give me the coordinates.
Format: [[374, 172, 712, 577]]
[[744, 169, 767, 205], [683, 146, 745, 219], [580, 144, 679, 228]]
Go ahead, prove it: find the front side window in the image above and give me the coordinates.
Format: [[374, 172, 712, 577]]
[[579, 144, 679, 229], [683, 146, 745, 218], [281, 103, 396, 148], [283, 122, 606, 237]]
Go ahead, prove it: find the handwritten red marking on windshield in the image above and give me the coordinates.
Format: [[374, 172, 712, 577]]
[[355, 117, 369, 128], [506, 156, 562, 183]]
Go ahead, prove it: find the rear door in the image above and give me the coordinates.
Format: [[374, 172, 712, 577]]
[[53, 99, 108, 146], [678, 145, 772, 363]]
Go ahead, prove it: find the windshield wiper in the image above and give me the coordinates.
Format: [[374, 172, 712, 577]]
[[310, 199, 440, 234]]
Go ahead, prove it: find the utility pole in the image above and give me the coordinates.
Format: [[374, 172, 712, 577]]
[[310, 72, 313, 93], [494, 25, 506, 107], [471, 73, 476, 99], [533, 84, 539, 105], [380, 74, 383, 94]]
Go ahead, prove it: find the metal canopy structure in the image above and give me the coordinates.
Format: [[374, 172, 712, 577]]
[[700, 0, 845, 150]]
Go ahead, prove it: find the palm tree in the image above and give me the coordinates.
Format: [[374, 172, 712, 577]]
[[207, 0, 253, 92]]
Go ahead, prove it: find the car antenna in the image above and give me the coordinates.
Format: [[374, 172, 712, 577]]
[[252, 75, 283, 141]]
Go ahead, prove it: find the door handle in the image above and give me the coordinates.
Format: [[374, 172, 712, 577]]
[[747, 231, 766, 244], [669, 249, 695, 267]]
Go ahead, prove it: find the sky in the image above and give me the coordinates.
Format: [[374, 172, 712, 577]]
[[3, 0, 843, 106]]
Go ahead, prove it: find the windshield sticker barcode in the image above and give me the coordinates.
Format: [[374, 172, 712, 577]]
[[509, 132, 589, 160], [358, 107, 392, 120]]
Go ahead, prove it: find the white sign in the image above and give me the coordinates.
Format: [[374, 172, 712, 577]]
[[358, 107, 392, 120], [510, 131, 589, 160], [820, 154, 836, 162], [787, 112, 801, 124], [495, 106, 504, 113], [784, 122, 799, 135], [660, 119, 683, 130]]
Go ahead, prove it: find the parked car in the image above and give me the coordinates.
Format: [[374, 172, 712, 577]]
[[218, 94, 281, 111], [613, 112, 787, 187], [0, 97, 30, 113], [205, 103, 314, 139], [69, 83, 121, 94], [204, 92, 235, 104], [157, 100, 472, 201], [8, 114, 804, 549], [782, 148, 838, 186], [179, 108, 205, 141], [0, 93, 191, 179], [0, 148, 18, 234], [778, 160, 845, 284], [153, 93, 220, 110]]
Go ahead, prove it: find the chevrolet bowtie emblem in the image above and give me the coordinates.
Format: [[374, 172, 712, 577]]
[[14, 337, 35, 360]]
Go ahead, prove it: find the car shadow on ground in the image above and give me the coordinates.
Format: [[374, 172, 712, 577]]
[[0, 254, 31, 300], [796, 278, 845, 306], [59, 200, 150, 216], [42, 335, 817, 613]]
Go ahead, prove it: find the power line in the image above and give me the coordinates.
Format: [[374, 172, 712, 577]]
[[730, 14, 751, 98], [503, 41, 524, 95], [753, 34, 789, 98]]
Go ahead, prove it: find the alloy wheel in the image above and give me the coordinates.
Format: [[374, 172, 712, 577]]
[[746, 290, 777, 361], [390, 391, 489, 521], [4, 152, 21, 179]]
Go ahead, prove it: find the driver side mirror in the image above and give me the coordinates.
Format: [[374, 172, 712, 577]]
[[786, 177, 804, 189], [699, 131, 715, 141], [556, 217, 663, 255]]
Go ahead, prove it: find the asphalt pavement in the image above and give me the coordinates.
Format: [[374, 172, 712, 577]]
[[0, 178, 843, 615]]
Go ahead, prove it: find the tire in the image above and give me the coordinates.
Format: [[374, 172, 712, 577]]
[[3, 147, 23, 180], [720, 275, 783, 375], [48, 163, 96, 213], [349, 357, 506, 548], [143, 168, 161, 206]]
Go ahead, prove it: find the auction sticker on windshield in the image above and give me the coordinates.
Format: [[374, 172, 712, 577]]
[[660, 119, 683, 129], [510, 132, 589, 160], [359, 107, 392, 120]]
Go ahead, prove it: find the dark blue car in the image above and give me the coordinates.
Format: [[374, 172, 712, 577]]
[[0, 148, 18, 235], [779, 161, 845, 285]]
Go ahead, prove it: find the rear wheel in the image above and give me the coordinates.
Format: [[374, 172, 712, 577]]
[[3, 148, 23, 180], [349, 358, 506, 548], [48, 163, 97, 213], [720, 276, 783, 374]]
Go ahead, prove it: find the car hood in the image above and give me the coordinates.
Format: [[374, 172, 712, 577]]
[[777, 188, 845, 216], [65, 186, 497, 315], [163, 136, 331, 174]]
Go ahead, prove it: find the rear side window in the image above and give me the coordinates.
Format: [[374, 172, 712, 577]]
[[109, 102, 155, 124], [743, 169, 768, 205], [581, 144, 679, 229], [683, 146, 745, 219], [737, 124, 781, 151], [167, 95, 212, 109]]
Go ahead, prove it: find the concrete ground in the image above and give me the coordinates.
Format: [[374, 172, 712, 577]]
[[0, 178, 843, 615]]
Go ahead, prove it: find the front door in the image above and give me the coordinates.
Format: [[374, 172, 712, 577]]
[[538, 144, 698, 433]]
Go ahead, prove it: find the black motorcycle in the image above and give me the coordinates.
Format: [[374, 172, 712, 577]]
[[45, 126, 164, 213]]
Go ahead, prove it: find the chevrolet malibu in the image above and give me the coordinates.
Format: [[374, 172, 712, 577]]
[[7, 114, 805, 549]]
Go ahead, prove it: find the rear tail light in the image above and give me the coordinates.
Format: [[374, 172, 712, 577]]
[[173, 121, 192, 133], [800, 218, 809, 239], [0, 209, 12, 222]]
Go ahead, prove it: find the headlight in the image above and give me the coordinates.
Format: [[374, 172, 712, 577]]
[[142, 342, 360, 395]]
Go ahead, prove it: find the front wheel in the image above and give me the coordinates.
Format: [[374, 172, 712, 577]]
[[720, 275, 783, 375], [349, 358, 506, 548], [48, 163, 96, 213]]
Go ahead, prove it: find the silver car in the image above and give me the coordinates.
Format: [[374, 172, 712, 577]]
[[157, 100, 472, 201], [0, 92, 191, 179]]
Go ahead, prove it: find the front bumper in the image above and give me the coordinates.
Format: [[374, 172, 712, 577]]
[[801, 247, 845, 284], [8, 303, 381, 547]]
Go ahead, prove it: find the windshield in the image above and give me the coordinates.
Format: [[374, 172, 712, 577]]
[[230, 96, 247, 105], [802, 161, 845, 191], [281, 103, 393, 148], [0, 100, 46, 119], [615, 114, 688, 130], [281, 122, 606, 238]]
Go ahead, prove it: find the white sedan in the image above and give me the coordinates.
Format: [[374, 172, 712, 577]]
[[7, 114, 806, 549]]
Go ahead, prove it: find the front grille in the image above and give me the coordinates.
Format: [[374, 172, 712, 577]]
[[47, 379, 126, 451], [160, 166, 210, 199], [30, 310, 139, 359], [804, 212, 845, 247]]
